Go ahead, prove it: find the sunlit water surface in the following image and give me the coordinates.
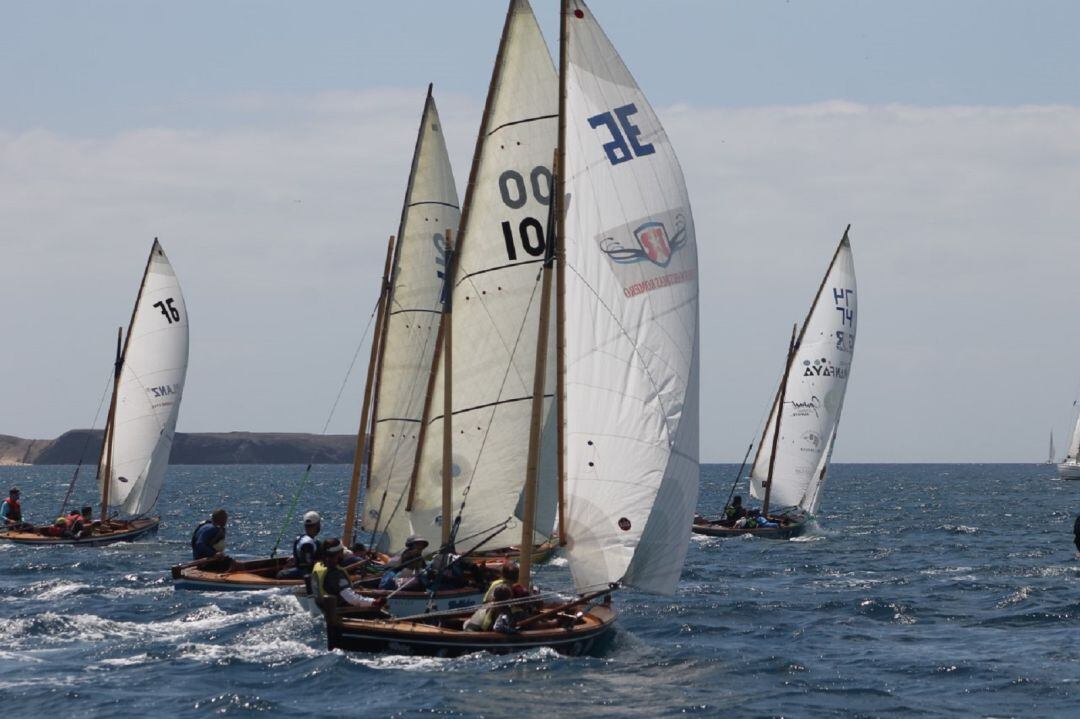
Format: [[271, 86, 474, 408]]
[[1, 463, 1077, 717]]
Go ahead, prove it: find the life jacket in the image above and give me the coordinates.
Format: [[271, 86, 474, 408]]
[[190, 520, 211, 550], [2, 498, 21, 522], [293, 535, 321, 568], [310, 562, 330, 598]]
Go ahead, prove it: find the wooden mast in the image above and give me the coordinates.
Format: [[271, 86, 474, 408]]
[[98, 239, 161, 523], [98, 327, 123, 523], [554, 0, 570, 547], [520, 158, 559, 587], [343, 234, 396, 543], [440, 229, 455, 546], [762, 323, 798, 517]]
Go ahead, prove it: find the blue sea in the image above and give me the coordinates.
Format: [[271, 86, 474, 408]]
[[0, 464, 1077, 717]]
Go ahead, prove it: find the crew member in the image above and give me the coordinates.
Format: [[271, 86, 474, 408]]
[[310, 541, 385, 610], [1, 487, 24, 528], [276, 511, 323, 579], [191, 509, 229, 560]]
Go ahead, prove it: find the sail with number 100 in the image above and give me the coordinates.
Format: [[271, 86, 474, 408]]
[[409, 0, 559, 552]]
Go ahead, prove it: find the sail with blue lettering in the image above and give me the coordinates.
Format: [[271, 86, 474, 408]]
[[102, 240, 189, 517], [409, 0, 559, 551], [560, 0, 700, 596], [750, 231, 857, 514], [360, 87, 462, 553]]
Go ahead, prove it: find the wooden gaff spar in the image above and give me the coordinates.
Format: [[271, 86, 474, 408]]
[[321, 0, 699, 656], [2, 240, 188, 547], [693, 229, 858, 539]]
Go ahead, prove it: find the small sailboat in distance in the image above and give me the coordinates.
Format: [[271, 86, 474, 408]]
[[1047, 430, 1055, 465], [2, 240, 188, 546], [694, 229, 856, 539], [1057, 413, 1080, 479]]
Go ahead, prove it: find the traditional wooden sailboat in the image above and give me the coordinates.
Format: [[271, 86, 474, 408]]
[[1057, 415, 1080, 478], [2, 240, 188, 547], [694, 230, 857, 539], [321, 0, 699, 656], [172, 85, 459, 592]]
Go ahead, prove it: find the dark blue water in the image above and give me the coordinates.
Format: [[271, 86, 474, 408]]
[[1, 464, 1077, 717]]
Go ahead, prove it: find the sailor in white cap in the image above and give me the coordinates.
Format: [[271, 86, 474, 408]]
[[276, 510, 323, 579]]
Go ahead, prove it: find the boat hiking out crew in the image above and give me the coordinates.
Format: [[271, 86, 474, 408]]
[[310, 540, 385, 610], [483, 561, 520, 602], [191, 509, 228, 560], [1, 487, 26, 529], [42, 516, 68, 537], [276, 511, 323, 579]]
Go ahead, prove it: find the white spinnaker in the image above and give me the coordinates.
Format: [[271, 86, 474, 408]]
[[1066, 414, 1080, 461], [410, 0, 558, 551], [362, 88, 461, 552], [105, 240, 189, 517], [750, 234, 857, 512], [561, 0, 700, 596]]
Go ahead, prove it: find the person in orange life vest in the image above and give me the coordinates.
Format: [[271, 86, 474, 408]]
[[1, 487, 25, 528]]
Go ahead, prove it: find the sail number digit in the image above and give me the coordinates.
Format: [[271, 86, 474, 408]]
[[499, 166, 551, 261], [153, 298, 181, 324], [833, 288, 855, 352], [588, 104, 655, 166]]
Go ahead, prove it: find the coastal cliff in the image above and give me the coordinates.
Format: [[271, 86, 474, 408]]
[[0, 431, 356, 465]]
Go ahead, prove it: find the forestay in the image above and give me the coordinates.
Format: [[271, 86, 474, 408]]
[[750, 233, 857, 514], [103, 241, 189, 518], [560, 0, 700, 596], [410, 0, 559, 552], [362, 88, 461, 552]]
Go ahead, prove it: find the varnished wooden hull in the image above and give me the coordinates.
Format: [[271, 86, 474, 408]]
[[692, 515, 807, 540], [171, 553, 392, 591], [468, 539, 558, 565], [324, 601, 616, 657], [0, 518, 160, 547]]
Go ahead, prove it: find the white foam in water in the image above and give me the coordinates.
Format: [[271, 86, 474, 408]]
[[548, 556, 569, 567]]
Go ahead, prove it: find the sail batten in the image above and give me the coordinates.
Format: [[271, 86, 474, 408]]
[[560, 0, 700, 597], [750, 231, 858, 513], [361, 87, 462, 552]]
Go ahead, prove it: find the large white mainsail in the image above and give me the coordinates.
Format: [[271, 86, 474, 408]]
[[750, 231, 857, 514], [101, 240, 189, 518], [560, 0, 700, 596], [360, 87, 461, 552], [1064, 414, 1080, 463], [408, 0, 559, 552]]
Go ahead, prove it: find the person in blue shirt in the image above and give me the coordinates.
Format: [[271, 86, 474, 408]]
[[191, 509, 228, 560], [276, 511, 323, 579], [1, 487, 26, 529]]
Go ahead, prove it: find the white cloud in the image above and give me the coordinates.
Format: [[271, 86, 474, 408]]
[[2, 94, 1078, 461]]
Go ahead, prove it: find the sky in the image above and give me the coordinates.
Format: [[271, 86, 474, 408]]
[[2, 0, 1079, 462]]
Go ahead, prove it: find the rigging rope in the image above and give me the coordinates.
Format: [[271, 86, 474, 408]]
[[57, 370, 115, 517], [270, 295, 381, 556]]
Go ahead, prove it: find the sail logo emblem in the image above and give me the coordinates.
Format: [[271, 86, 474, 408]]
[[801, 431, 821, 449], [600, 217, 688, 268]]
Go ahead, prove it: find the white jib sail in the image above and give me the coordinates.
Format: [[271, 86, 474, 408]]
[[361, 88, 461, 552], [561, 0, 700, 596], [409, 0, 559, 552], [1066, 414, 1080, 462], [750, 233, 857, 513], [105, 240, 189, 517]]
